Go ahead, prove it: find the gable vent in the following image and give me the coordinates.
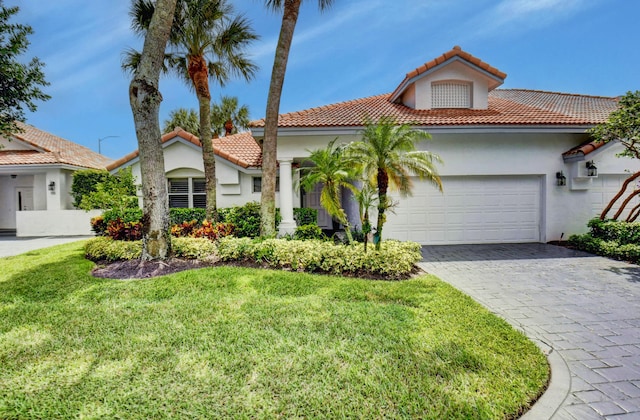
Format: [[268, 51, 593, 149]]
[[432, 82, 472, 108]]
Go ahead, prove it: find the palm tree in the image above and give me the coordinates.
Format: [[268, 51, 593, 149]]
[[260, 0, 335, 237], [162, 108, 199, 134], [127, 0, 178, 261], [211, 95, 250, 137], [347, 117, 443, 250], [353, 182, 377, 251], [126, 0, 258, 222], [299, 139, 356, 243]]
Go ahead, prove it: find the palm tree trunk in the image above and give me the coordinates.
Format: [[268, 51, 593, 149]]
[[261, 0, 301, 237], [128, 0, 177, 261], [375, 168, 389, 250], [189, 55, 218, 222]]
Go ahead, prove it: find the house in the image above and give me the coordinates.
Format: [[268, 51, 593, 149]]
[[111, 46, 639, 245], [0, 122, 113, 236]]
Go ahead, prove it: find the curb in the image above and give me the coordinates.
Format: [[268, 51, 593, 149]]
[[521, 339, 571, 419]]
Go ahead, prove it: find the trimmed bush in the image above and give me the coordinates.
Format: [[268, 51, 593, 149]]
[[587, 218, 640, 245], [85, 236, 216, 261], [171, 237, 216, 259], [103, 208, 143, 225], [215, 237, 421, 278], [293, 208, 317, 226], [85, 237, 142, 261], [569, 231, 640, 264], [170, 208, 206, 226], [294, 224, 325, 240]]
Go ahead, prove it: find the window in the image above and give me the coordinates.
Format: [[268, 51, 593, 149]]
[[252, 177, 279, 193], [168, 178, 206, 208], [432, 81, 472, 108]]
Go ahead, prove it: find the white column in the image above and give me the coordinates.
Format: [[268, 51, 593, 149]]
[[45, 169, 62, 211], [278, 158, 296, 236]]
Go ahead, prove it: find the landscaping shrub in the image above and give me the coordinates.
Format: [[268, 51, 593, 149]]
[[223, 202, 281, 238], [294, 224, 325, 240], [103, 208, 143, 225], [171, 237, 216, 259], [106, 218, 143, 241], [570, 218, 640, 263], [216, 236, 254, 261], [192, 221, 234, 240], [85, 237, 142, 261], [90, 215, 107, 236], [215, 237, 421, 278], [587, 217, 640, 245], [171, 220, 199, 238], [85, 236, 216, 261], [293, 207, 317, 226], [71, 169, 112, 208], [170, 208, 206, 226]]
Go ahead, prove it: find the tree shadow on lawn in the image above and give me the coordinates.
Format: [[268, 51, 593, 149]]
[[0, 251, 99, 304]]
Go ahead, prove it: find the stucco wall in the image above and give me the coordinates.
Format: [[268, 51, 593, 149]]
[[276, 130, 640, 243], [16, 209, 101, 237]]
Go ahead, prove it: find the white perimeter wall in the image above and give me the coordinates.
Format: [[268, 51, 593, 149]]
[[16, 210, 101, 237]]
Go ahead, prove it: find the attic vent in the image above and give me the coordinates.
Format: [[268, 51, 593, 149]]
[[432, 81, 472, 108]]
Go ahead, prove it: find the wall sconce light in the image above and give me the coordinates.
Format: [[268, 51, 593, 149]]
[[48, 181, 56, 192], [556, 171, 567, 186], [586, 161, 598, 177], [10, 174, 16, 179]]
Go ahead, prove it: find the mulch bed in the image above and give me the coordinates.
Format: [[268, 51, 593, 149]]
[[91, 258, 422, 281], [92, 258, 218, 280]]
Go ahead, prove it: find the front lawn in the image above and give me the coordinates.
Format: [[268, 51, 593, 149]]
[[0, 241, 548, 419]]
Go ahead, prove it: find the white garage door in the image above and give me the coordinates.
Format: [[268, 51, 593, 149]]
[[384, 176, 541, 245], [590, 174, 636, 219]]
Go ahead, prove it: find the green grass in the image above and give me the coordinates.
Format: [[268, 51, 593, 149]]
[[0, 241, 548, 419]]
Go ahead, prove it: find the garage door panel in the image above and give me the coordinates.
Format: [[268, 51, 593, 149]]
[[385, 176, 541, 245]]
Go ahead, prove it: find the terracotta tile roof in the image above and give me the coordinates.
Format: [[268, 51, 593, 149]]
[[108, 127, 262, 171], [0, 122, 113, 168], [249, 89, 618, 129], [408, 45, 506, 81], [562, 139, 606, 160], [390, 45, 507, 101]]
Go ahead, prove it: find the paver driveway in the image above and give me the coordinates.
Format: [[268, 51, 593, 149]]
[[420, 243, 640, 420]]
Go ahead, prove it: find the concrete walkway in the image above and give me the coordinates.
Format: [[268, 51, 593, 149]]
[[420, 243, 640, 419], [0, 236, 91, 258]]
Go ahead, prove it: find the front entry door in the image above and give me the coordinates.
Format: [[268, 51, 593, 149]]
[[303, 183, 332, 229], [16, 187, 34, 211]]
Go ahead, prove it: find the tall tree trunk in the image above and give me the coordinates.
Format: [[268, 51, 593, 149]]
[[261, 0, 301, 237], [189, 55, 218, 222], [128, 0, 177, 261], [375, 168, 389, 251]]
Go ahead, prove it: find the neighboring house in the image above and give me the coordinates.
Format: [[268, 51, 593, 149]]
[[0, 122, 113, 236], [111, 46, 640, 245]]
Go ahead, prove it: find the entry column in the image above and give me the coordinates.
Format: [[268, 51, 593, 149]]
[[278, 158, 296, 236]]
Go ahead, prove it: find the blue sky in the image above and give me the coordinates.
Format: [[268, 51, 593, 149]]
[[7, 0, 640, 159]]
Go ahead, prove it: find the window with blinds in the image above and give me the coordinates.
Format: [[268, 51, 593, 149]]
[[168, 178, 206, 208], [432, 82, 472, 108]]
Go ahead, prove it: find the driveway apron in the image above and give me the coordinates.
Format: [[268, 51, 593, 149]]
[[420, 243, 640, 420]]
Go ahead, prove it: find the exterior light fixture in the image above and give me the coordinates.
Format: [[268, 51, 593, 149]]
[[10, 174, 16, 179], [48, 181, 56, 192], [556, 171, 567, 186], [586, 161, 598, 177]]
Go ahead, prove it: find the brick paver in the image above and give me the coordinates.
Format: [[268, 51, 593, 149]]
[[420, 243, 640, 419]]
